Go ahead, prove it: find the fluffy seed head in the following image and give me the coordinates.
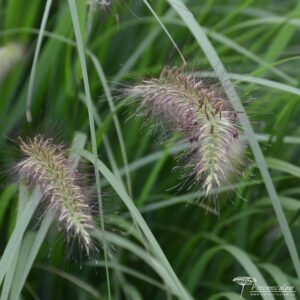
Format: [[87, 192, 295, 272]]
[[127, 67, 244, 196], [88, 0, 111, 11], [16, 135, 95, 254], [0, 43, 23, 80]]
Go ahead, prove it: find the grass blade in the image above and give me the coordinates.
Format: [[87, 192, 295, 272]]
[[80, 149, 192, 300], [0, 188, 41, 285], [67, 1, 111, 297], [167, 0, 300, 279], [142, 0, 186, 65], [89, 54, 132, 197], [25, 0, 53, 122], [35, 264, 101, 299]]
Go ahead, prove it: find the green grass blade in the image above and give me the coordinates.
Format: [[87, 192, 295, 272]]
[[142, 0, 186, 65], [80, 149, 192, 300], [197, 71, 300, 97], [112, 30, 158, 83], [137, 134, 177, 206], [0, 185, 16, 226], [9, 212, 54, 300], [205, 29, 296, 85], [94, 231, 182, 298], [89, 54, 132, 196], [260, 263, 297, 300], [151, 16, 296, 84], [0, 240, 21, 300], [25, 0, 53, 122], [67, 1, 111, 298], [167, 0, 300, 279], [79, 93, 124, 182], [208, 292, 246, 300], [89, 260, 168, 292], [35, 264, 101, 299], [256, 196, 300, 212], [221, 245, 275, 300], [266, 157, 300, 178], [227, 16, 300, 34], [0, 188, 41, 285]]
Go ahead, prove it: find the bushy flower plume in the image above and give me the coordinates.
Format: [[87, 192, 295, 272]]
[[88, 0, 112, 11], [0, 43, 24, 80], [127, 67, 244, 196], [16, 135, 96, 254], [0, 43, 23, 80]]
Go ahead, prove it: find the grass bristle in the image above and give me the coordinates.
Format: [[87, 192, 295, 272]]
[[127, 67, 245, 197], [16, 135, 96, 254]]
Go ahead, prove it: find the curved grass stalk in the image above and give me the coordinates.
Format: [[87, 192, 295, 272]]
[[80, 149, 193, 299], [25, 0, 53, 122], [89, 54, 133, 197], [142, 0, 186, 66], [67, 1, 111, 298], [167, 0, 300, 279]]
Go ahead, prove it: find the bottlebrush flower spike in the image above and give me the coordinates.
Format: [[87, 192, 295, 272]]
[[16, 135, 95, 254], [0, 43, 24, 80], [87, 0, 111, 11], [127, 67, 244, 196]]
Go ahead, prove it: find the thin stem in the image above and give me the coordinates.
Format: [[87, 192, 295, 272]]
[[67, 1, 111, 298], [26, 0, 53, 122]]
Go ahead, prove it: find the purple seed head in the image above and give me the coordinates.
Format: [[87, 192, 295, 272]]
[[16, 135, 96, 254], [127, 67, 245, 196]]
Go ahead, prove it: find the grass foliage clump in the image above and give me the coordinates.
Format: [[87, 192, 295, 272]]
[[0, 0, 300, 299]]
